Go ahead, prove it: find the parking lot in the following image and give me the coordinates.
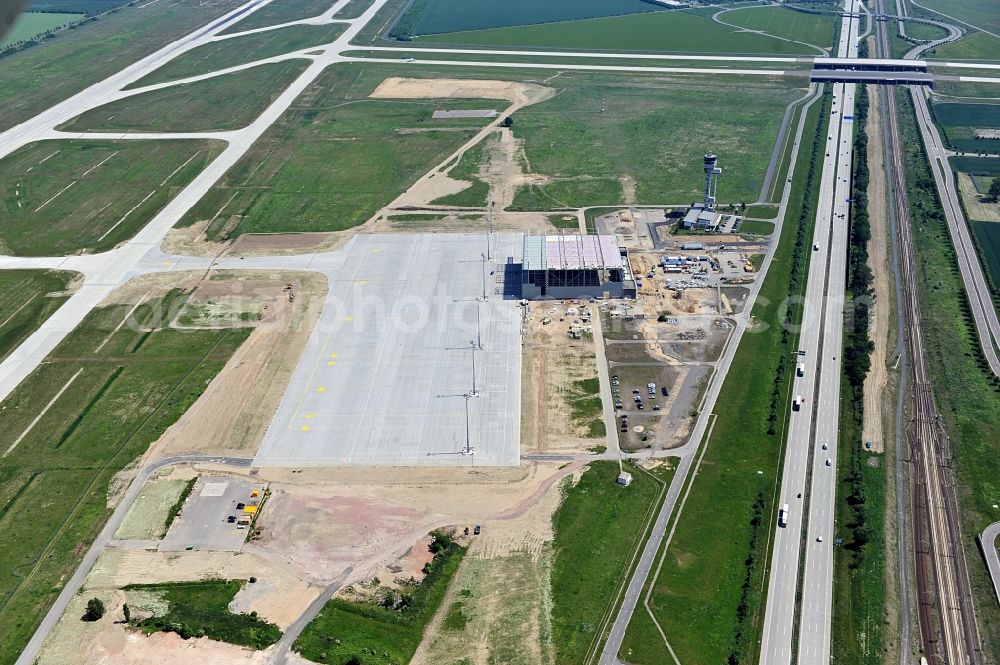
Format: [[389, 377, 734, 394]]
[[160, 476, 265, 552]]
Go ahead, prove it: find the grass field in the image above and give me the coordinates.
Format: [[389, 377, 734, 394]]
[[334, 0, 375, 19], [61, 60, 310, 132], [619, 88, 828, 665], [971, 220, 1000, 288], [930, 103, 1000, 153], [898, 90, 1000, 664], [1, 12, 84, 47], [220, 0, 335, 33], [0, 271, 76, 362], [393, 0, 658, 37], [177, 63, 500, 238], [506, 73, 800, 209], [432, 139, 490, 207], [551, 461, 671, 664], [930, 30, 1000, 61], [293, 532, 465, 664], [905, 20, 950, 42], [129, 22, 345, 86], [0, 139, 223, 256], [0, 291, 249, 665], [126, 579, 282, 648], [738, 219, 774, 235], [0, 0, 244, 133], [722, 6, 836, 51], [415, 10, 825, 55], [29, 0, 128, 11]]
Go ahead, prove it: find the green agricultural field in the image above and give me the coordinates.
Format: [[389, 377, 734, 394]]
[[930, 30, 1000, 61], [220, 0, 336, 33], [971, 220, 1000, 289], [721, 6, 836, 51], [898, 90, 1000, 664], [931, 103, 1000, 152], [393, 0, 658, 38], [1, 12, 83, 47], [294, 532, 465, 664], [126, 579, 281, 648], [507, 72, 800, 208], [0, 291, 249, 665], [0, 271, 77, 362], [415, 11, 824, 55], [0, 140, 222, 256], [551, 461, 671, 664], [177, 63, 502, 238], [129, 22, 345, 86], [950, 156, 1000, 175], [619, 88, 828, 665], [0, 0, 244, 133], [916, 0, 1000, 35], [61, 61, 310, 132]]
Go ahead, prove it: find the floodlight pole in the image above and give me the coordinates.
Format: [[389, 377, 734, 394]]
[[462, 393, 474, 456], [476, 303, 484, 351], [480, 254, 488, 301], [469, 340, 480, 397]]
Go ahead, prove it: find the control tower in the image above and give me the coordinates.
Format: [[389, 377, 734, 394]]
[[703, 153, 722, 210]]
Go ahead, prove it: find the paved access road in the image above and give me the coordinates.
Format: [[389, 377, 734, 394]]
[[981, 522, 1000, 610]]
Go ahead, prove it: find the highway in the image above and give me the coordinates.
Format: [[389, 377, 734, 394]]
[[759, 1, 859, 664]]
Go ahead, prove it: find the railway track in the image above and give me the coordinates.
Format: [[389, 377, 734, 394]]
[[874, 4, 983, 662]]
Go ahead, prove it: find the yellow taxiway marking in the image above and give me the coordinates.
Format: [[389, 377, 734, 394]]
[[305, 413, 316, 420], [358, 279, 368, 285], [330, 353, 338, 358], [344, 316, 353, 322], [327, 361, 336, 366], [316, 386, 326, 393], [300, 425, 310, 432]]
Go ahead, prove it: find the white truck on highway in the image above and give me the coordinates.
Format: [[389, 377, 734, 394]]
[[793, 395, 803, 411], [797, 363, 805, 377], [778, 504, 789, 528]]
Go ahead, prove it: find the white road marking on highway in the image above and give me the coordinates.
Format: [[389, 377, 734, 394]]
[[96, 190, 157, 241], [33, 181, 77, 212], [80, 150, 120, 177], [93, 294, 147, 353], [3, 368, 84, 457]]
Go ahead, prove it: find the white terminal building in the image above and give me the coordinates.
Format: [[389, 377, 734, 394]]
[[521, 234, 635, 299]]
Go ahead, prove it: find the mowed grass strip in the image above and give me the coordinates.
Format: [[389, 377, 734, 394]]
[[220, 0, 336, 34], [0, 0, 244, 133], [416, 10, 823, 55], [0, 291, 249, 664], [129, 22, 345, 87], [931, 30, 1000, 61], [551, 461, 671, 664], [507, 73, 800, 209], [0, 270, 77, 362], [0, 139, 223, 256], [61, 60, 310, 133], [178, 63, 500, 238], [721, 6, 836, 51], [619, 88, 828, 665]]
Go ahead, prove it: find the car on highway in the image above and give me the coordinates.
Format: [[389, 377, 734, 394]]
[[817, 536, 823, 543], [822, 442, 828, 450], [825, 458, 832, 466]]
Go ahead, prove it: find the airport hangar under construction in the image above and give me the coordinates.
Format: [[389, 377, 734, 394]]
[[521, 234, 635, 300]]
